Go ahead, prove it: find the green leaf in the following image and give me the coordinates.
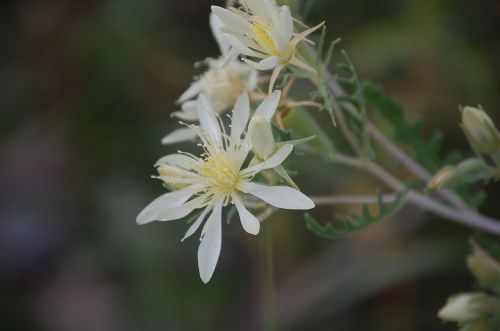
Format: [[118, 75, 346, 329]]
[[305, 191, 408, 239], [334, 50, 375, 159]]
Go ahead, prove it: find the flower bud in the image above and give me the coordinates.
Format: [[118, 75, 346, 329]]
[[468, 246, 500, 294], [438, 292, 498, 323], [427, 159, 491, 191], [462, 106, 500, 155], [248, 116, 276, 159]]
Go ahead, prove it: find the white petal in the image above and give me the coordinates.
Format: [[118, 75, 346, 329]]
[[197, 94, 222, 145], [161, 128, 197, 145], [243, 56, 279, 70], [232, 194, 260, 235], [136, 186, 201, 225], [279, 6, 294, 42], [182, 207, 212, 242], [155, 154, 197, 170], [209, 13, 230, 56], [155, 196, 207, 222], [198, 200, 223, 283], [211, 6, 251, 35], [238, 182, 315, 210], [254, 90, 281, 121], [231, 93, 250, 139], [223, 33, 265, 58], [178, 83, 202, 103], [246, 69, 259, 89], [242, 144, 293, 175]]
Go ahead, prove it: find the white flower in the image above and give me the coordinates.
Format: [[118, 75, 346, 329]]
[[211, 0, 324, 92], [137, 91, 315, 283], [173, 14, 258, 122]]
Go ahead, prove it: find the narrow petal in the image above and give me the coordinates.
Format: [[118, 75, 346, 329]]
[[279, 6, 294, 41], [136, 186, 201, 225], [155, 154, 197, 170], [197, 94, 222, 145], [223, 33, 265, 58], [238, 182, 315, 210], [231, 93, 250, 139], [161, 128, 198, 145], [254, 90, 281, 121], [232, 194, 260, 235], [209, 13, 230, 56], [182, 207, 212, 242], [198, 200, 223, 283], [244, 56, 279, 70], [242, 144, 293, 175], [211, 6, 250, 35], [178, 83, 202, 103], [155, 195, 207, 222]]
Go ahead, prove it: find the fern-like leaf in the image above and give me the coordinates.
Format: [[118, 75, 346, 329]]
[[305, 191, 408, 239]]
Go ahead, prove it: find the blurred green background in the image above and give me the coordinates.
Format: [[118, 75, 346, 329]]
[[1, 0, 499, 330]]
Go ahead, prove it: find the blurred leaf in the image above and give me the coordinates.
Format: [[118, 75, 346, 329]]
[[283, 108, 335, 154], [305, 190, 407, 239]]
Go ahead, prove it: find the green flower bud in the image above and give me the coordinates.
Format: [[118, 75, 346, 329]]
[[248, 116, 276, 159], [468, 246, 500, 294], [462, 106, 500, 155], [438, 292, 500, 324], [427, 159, 493, 191]]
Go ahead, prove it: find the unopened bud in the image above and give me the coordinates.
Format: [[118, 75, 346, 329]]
[[468, 246, 500, 294], [427, 159, 491, 191], [462, 106, 500, 155], [248, 116, 276, 159], [438, 293, 491, 323]]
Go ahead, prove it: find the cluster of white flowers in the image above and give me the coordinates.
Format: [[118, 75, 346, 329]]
[[138, 0, 318, 283]]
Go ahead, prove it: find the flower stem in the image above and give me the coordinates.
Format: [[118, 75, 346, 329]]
[[260, 219, 276, 331]]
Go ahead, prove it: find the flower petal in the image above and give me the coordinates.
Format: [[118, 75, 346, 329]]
[[155, 195, 207, 222], [243, 56, 279, 70], [238, 182, 315, 210], [136, 186, 201, 225], [223, 33, 265, 58], [182, 206, 212, 242], [178, 83, 202, 103], [254, 90, 281, 121], [209, 13, 230, 56], [155, 154, 197, 170], [198, 200, 223, 283], [197, 94, 222, 145], [279, 6, 294, 41], [242, 144, 293, 175], [211, 6, 250, 35], [161, 128, 197, 145], [231, 93, 250, 139], [232, 194, 260, 235]]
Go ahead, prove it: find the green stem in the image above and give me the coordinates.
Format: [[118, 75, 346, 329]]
[[260, 220, 276, 331]]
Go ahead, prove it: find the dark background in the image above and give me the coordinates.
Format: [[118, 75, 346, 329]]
[[1, 0, 499, 330]]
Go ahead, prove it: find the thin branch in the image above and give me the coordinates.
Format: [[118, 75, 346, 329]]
[[312, 194, 398, 206], [327, 77, 469, 210]]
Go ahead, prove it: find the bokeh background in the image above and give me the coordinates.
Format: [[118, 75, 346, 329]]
[[1, 0, 499, 330]]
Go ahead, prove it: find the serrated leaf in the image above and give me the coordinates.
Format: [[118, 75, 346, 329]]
[[305, 191, 408, 239], [333, 50, 375, 159]]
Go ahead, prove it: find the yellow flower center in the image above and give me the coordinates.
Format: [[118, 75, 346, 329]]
[[198, 153, 241, 193], [251, 18, 284, 58]]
